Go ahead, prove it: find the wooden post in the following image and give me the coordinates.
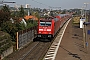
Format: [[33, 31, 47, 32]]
[[85, 25, 88, 53], [16, 32, 18, 49], [83, 25, 86, 48]]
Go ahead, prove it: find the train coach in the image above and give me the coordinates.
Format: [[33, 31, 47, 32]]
[[37, 14, 71, 41]]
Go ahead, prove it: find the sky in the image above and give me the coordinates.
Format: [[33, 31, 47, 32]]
[[2, 0, 90, 9]]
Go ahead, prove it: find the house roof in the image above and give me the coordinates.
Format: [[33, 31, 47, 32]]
[[24, 15, 38, 20]]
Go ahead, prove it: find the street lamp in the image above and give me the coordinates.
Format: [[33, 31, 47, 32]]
[[84, 3, 89, 22], [81, 6, 85, 18]]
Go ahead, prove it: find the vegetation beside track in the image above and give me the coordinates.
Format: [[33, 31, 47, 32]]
[[72, 16, 80, 24]]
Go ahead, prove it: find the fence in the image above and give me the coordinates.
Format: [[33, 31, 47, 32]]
[[16, 26, 37, 49]]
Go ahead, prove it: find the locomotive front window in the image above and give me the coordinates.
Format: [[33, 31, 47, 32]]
[[40, 22, 45, 26], [40, 22, 51, 26], [46, 22, 51, 26]]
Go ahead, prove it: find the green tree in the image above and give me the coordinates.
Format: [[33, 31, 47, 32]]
[[11, 11, 19, 17], [19, 5, 25, 17], [32, 11, 40, 19], [0, 31, 12, 54], [0, 5, 10, 27], [1, 21, 18, 41], [1, 4, 10, 12], [26, 20, 37, 29]]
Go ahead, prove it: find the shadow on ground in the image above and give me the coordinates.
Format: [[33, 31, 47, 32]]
[[60, 46, 82, 60]]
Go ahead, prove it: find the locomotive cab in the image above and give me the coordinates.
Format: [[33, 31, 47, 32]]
[[37, 19, 54, 39]]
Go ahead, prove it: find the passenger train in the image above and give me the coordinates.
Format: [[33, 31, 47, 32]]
[[37, 14, 71, 41]]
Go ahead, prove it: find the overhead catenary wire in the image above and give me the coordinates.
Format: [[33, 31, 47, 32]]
[[31, 0, 61, 10], [31, 0, 52, 8]]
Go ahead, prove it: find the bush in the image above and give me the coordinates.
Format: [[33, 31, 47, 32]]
[[0, 31, 12, 54], [1, 21, 18, 42]]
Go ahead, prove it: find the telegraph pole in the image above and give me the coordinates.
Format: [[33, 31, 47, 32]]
[[83, 22, 90, 53]]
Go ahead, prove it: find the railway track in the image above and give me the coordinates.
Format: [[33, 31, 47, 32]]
[[19, 42, 51, 60], [18, 42, 40, 60]]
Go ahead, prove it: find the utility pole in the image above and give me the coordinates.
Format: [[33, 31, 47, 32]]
[[83, 22, 90, 53], [80, 6, 86, 48], [82, 3, 89, 49]]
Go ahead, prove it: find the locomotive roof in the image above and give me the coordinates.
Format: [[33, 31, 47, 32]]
[[40, 19, 52, 22], [39, 16, 54, 22]]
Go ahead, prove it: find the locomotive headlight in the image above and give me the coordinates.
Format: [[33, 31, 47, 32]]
[[48, 35, 51, 37], [38, 35, 41, 37]]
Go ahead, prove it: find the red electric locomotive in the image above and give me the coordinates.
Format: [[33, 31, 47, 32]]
[[37, 14, 71, 41], [37, 17, 54, 39]]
